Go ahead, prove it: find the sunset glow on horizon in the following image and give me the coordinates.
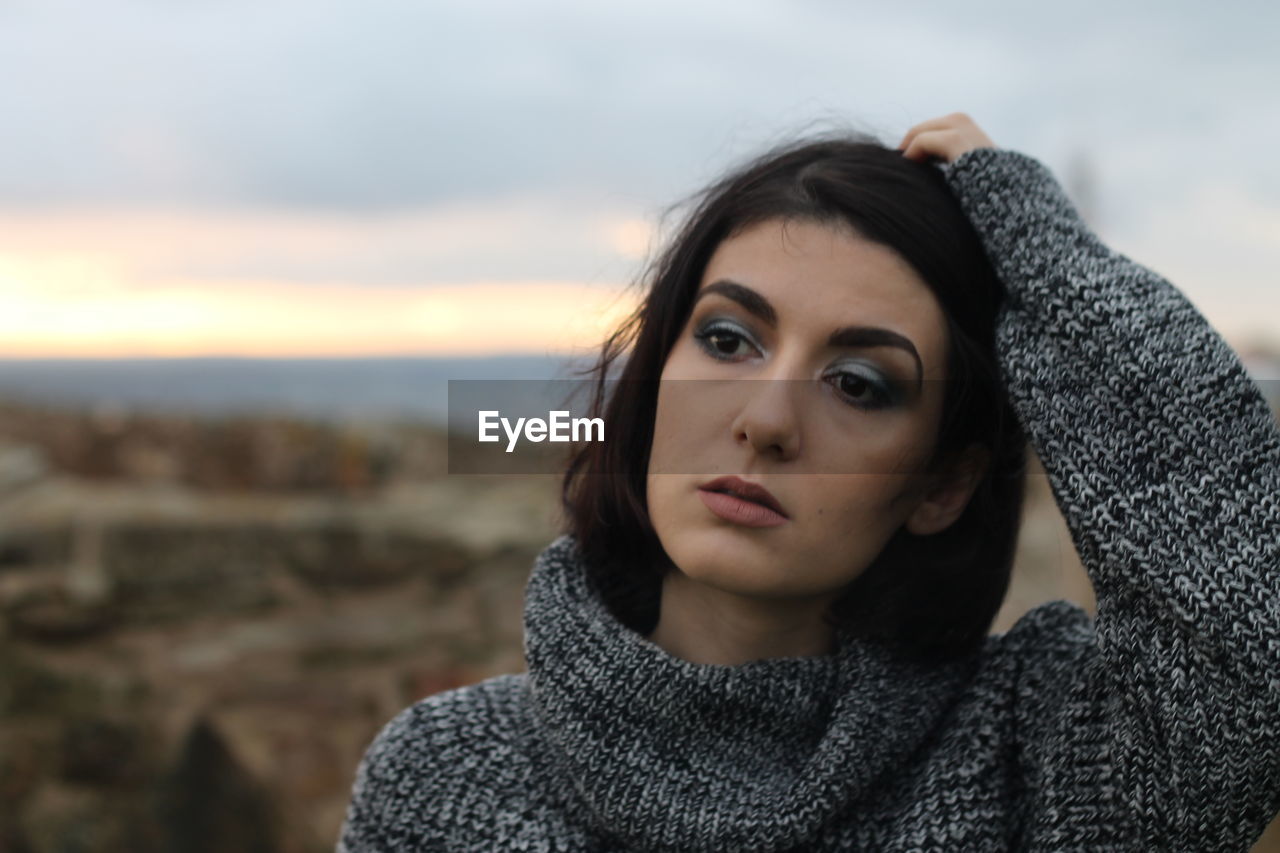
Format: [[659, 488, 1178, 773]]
[[0, 207, 646, 359], [0, 272, 640, 358]]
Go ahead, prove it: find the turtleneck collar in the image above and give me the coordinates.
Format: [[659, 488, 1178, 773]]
[[523, 535, 977, 853]]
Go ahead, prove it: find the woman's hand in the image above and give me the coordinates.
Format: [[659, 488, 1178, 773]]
[[897, 113, 998, 164]]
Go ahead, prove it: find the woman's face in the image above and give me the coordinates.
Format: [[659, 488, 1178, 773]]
[[645, 217, 953, 606]]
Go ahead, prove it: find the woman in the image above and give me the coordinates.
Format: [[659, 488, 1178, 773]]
[[338, 113, 1280, 851]]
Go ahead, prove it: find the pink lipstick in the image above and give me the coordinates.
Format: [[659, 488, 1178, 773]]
[[696, 476, 789, 527]]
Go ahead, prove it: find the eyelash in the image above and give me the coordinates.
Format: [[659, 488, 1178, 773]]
[[691, 320, 896, 411]]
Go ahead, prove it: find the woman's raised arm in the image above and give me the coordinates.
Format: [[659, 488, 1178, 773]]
[[910, 114, 1280, 850]]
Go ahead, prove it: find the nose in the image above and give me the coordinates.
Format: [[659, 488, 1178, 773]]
[[730, 377, 802, 461]]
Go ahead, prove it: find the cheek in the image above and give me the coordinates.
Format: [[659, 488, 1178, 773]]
[[648, 375, 729, 473], [804, 475, 922, 530], [647, 380, 700, 494], [648, 387, 680, 472], [809, 408, 936, 478]]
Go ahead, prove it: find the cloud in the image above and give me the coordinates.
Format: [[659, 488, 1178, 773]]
[[0, 0, 1276, 352], [3, 1, 1276, 216], [0, 0, 1030, 210], [0, 198, 653, 285]]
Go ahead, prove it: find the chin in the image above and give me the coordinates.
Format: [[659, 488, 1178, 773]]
[[662, 527, 801, 598]]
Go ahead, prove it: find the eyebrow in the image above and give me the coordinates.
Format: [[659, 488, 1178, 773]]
[[694, 279, 924, 389]]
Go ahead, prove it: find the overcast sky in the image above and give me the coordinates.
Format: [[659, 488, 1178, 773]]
[[0, 0, 1276, 356]]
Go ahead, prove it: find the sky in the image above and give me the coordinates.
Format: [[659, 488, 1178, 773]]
[[1, 0, 1277, 359]]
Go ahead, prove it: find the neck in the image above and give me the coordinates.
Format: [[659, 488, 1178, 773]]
[[646, 568, 837, 666]]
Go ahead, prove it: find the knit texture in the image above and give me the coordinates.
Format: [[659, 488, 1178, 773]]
[[337, 148, 1280, 852]]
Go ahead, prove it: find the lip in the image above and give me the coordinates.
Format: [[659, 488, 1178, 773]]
[[697, 476, 789, 522], [698, 489, 789, 527]]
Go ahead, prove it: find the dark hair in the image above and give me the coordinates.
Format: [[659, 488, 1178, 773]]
[[558, 132, 1027, 663]]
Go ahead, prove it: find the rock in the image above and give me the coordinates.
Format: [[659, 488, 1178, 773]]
[[5, 583, 113, 643], [58, 716, 144, 785], [0, 648, 102, 718], [283, 523, 473, 591], [154, 718, 278, 853], [17, 784, 123, 853], [0, 442, 47, 495], [0, 525, 72, 572], [0, 722, 51, 805], [103, 523, 282, 622]]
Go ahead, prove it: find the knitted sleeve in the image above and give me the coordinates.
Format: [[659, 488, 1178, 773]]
[[336, 675, 534, 852], [941, 148, 1280, 850], [337, 699, 441, 852]]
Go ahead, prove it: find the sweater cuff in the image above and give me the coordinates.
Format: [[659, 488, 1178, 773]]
[[938, 147, 1093, 241], [939, 146, 1057, 197]]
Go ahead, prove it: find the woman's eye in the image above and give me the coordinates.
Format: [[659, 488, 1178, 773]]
[[827, 369, 893, 410], [693, 323, 756, 361]]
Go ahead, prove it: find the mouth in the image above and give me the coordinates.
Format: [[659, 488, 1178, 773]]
[[696, 476, 789, 520]]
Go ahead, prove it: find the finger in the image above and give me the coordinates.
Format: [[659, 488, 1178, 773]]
[[901, 128, 960, 163], [900, 138, 938, 163], [897, 112, 978, 151], [897, 113, 968, 150]]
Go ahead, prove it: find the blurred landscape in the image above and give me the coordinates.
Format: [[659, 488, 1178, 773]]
[[0, 393, 559, 851], [1, 359, 1277, 851]]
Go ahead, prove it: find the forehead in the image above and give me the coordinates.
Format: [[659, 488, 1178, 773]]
[[699, 218, 949, 374]]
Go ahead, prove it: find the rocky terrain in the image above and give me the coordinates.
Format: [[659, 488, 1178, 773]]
[[0, 399, 1274, 851], [0, 402, 561, 851]]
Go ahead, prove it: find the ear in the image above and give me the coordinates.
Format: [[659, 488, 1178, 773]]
[[905, 443, 989, 536]]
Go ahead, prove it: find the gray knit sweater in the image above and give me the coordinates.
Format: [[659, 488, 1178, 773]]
[[338, 148, 1280, 852]]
